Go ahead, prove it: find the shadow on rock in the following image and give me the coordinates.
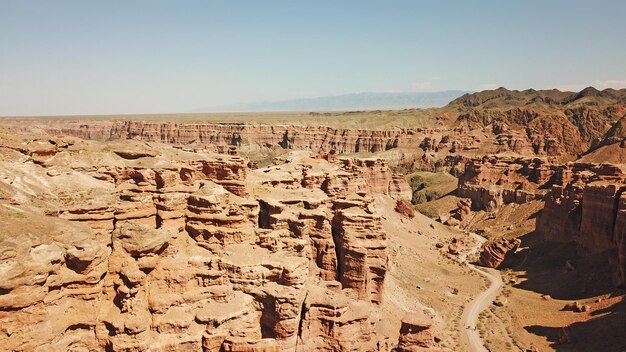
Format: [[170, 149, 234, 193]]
[[524, 297, 626, 351], [508, 231, 617, 301]]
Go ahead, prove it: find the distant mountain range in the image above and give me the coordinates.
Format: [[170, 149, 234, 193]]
[[203, 91, 470, 112]]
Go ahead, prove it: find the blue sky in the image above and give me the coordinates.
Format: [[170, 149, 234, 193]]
[[1, 0, 625, 115]]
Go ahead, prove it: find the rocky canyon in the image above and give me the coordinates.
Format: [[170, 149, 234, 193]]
[[2, 87, 626, 351]]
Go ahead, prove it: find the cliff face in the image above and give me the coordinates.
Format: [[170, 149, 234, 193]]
[[43, 121, 411, 154], [454, 156, 626, 281], [457, 155, 557, 211], [480, 238, 522, 268], [615, 193, 626, 284], [579, 116, 626, 164], [536, 163, 626, 282], [0, 130, 420, 351], [7, 117, 578, 172], [5, 88, 626, 177]]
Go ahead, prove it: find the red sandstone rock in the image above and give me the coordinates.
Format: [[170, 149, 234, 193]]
[[479, 238, 521, 268], [615, 192, 626, 285], [332, 201, 387, 304], [395, 199, 416, 218], [536, 163, 626, 284], [0, 130, 421, 351], [5, 111, 588, 177], [451, 198, 472, 222], [396, 312, 437, 351], [185, 182, 258, 249], [457, 155, 555, 211], [35, 120, 412, 154]]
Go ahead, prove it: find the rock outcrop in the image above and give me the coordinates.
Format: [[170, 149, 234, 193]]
[[457, 156, 556, 211], [450, 87, 626, 157], [4, 86, 626, 351], [396, 312, 439, 351], [536, 162, 626, 283], [395, 199, 416, 218], [598, 116, 626, 147], [480, 238, 522, 268], [0, 130, 416, 351], [579, 116, 626, 164], [0, 213, 109, 352], [30, 121, 414, 154], [332, 198, 387, 304], [452, 198, 472, 222]]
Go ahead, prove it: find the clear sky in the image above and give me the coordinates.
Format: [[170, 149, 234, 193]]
[[1, 0, 626, 116]]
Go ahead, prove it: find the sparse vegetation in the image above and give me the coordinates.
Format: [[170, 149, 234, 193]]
[[407, 171, 458, 205], [416, 207, 440, 219], [9, 210, 26, 218]]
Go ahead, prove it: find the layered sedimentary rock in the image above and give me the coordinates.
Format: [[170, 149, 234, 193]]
[[33, 121, 412, 154], [3, 89, 625, 184], [0, 129, 415, 351], [2, 108, 588, 176], [615, 193, 626, 284], [457, 155, 557, 211], [332, 196, 387, 304], [0, 213, 109, 351], [536, 162, 626, 283], [396, 312, 438, 351], [185, 182, 259, 248], [537, 163, 625, 246], [5, 86, 625, 350], [580, 116, 626, 164], [336, 157, 412, 200], [597, 116, 626, 148], [450, 87, 626, 157], [479, 238, 522, 268]]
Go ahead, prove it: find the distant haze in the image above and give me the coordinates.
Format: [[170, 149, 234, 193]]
[[203, 91, 469, 112], [1, 1, 626, 116]]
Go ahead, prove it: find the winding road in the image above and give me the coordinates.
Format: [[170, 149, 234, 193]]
[[461, 233, 504, 352]]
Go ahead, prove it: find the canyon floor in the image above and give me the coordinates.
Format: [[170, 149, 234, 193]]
[[2, 87, 626, 351]]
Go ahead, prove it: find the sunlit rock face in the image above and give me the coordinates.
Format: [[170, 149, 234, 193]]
[[536, 162, 626, 283], [457, 155, 556, 211], [0, 130, 415, 351]]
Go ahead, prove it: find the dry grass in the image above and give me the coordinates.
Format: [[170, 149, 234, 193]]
[[2, 108, 443, 130], [406, 171, 458, 205]]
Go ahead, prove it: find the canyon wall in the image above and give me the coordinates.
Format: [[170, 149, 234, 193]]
[[39, 121, 416, 154], [453, 156, 626, 284], [0, 133, 422, 351], [11, 119, 569, 165], [536, 163, 626, 283], [456, 155, 557, 211]]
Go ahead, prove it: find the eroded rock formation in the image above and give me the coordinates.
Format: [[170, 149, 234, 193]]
[[536, 162, 626, 283], [396, 312, 439, 351], [3, 86, 626, 351], [0, 129, 420, 351], [30, 121, 413, 154], [479, 238, 522, 268], [395, 199, 416, 218], [457, 155, 556, 211]]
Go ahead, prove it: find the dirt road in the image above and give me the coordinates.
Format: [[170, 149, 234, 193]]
[[461, 233, 504, 352]]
